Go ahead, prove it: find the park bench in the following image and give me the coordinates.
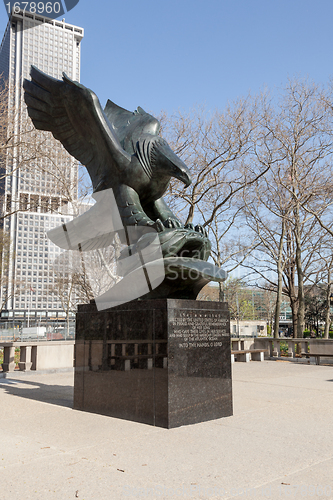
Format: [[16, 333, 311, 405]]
[[301, 340, 333, 365], [302, 353, 333, 365], [231, 348, 268, 363]]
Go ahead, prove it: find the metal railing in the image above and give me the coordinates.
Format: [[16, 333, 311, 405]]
[[0, 320, 75, 342]]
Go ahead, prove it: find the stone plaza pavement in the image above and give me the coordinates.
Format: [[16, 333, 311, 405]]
[[1, 360, 333, 500]]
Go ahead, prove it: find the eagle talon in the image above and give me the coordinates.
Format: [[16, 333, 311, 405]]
[[194, 224, 208, 238], [152, 219, 165, 233], [163, 217, 182, 229]]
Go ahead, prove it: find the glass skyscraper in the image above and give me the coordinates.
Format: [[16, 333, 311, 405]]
[[0, 10, 84, 324]]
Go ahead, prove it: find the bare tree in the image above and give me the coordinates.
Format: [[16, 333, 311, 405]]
[[241, 79, 333, 338], [160, 97, 271, 300], [162, 98, 270, 224], [0, 228, 25, 311], [51, 244, 120, 324]]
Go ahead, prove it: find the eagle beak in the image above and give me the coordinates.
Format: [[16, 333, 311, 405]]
[[175, 165, 191, 188], [152, 138, 192, 188]]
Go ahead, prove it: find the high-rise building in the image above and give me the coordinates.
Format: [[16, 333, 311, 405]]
[[0, 10, 84, 325]]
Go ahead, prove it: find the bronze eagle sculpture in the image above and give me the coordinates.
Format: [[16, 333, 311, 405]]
[[23, 66, 226, 306]]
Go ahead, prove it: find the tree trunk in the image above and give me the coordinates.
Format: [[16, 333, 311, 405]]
[[291, 300, 298, 338], [273, 295, 281, 338], [295, 240, 305, 338], [324, 272, 331, 339], [285, 264, 298, 338], [273, 220, 286, 338], [218, 282, 224, 302]]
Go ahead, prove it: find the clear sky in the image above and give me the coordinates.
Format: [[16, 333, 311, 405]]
[[1, 0, 332, 116]]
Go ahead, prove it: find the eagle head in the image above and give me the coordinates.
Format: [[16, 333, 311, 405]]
[[136, 135, 191, 188]]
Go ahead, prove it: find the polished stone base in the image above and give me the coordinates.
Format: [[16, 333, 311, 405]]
[[74, 299, 232, 428]]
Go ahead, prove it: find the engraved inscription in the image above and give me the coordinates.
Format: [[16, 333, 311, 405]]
[[170, 309, 229, 349]]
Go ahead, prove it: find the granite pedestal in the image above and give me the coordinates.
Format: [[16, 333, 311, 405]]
[[74, 299, 232, 428]]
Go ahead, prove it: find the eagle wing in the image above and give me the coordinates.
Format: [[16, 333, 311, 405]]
[[23, 66, 131, 191]]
